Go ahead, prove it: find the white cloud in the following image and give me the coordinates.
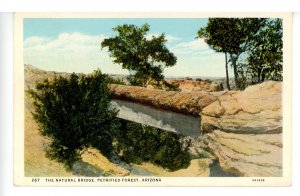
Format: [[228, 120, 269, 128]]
[[24, 32, 233, 77], [24, 32, 128, 74], [162, 38, 234, 77], [169, 38, 213, 55], [24, 36, 50, 47]]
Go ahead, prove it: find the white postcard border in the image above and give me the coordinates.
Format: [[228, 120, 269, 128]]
[[13, 12, 292, 187]]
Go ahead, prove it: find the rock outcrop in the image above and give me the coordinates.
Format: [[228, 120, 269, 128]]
[[200, 81, 282, 177], [202, 130, 282, 177], [109, 84, 219, 116]]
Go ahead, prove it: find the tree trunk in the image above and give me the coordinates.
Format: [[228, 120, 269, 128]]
[[261, 69, 266, 82], [225, 52, 230, 90], [230, 54, 239, 89], [257, 68, 262, 83]]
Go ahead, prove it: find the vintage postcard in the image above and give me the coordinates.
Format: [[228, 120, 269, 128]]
[[14, 12, 292, 186]]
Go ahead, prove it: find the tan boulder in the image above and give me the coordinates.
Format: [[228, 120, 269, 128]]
[[201, 81, 282, 134], [203, 130, 282, 177], [234, 81, 281, 114]]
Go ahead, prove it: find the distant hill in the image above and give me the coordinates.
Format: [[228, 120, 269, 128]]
[[25, 64, 73, 89]]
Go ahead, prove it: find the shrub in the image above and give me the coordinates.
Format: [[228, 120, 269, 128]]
[[114, 120, 191, 171], [27, 70, 120, 170], [105, 75, 126, 85]]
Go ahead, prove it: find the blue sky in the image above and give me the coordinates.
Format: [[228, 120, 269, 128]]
[[24, 18, 208, 40], [24, 18, 233, 77]]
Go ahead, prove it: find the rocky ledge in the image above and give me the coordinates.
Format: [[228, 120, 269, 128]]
[[200, 81, 282, 176], [202, 130, 282, 176]]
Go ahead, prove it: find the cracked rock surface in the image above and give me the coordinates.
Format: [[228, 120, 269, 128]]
[[200, 81, 282, 176], [202, 130, 282, 176]]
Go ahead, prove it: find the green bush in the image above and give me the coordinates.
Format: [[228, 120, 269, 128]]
[[27, 70, 120, 170], [114, 120, 191, 171]]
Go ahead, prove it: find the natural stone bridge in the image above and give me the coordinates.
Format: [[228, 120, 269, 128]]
[[108, 84, 222, 137], [109, 84, 219, 137], [108, 82, 282, 137]]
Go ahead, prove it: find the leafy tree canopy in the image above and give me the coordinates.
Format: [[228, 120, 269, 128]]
[[101, 24, 177, 87], [198, 18, 266, 54], [247, 19, 283, 83], [197, 18, 282, 89]]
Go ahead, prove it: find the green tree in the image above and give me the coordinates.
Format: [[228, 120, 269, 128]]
[[101, 24, 177, 87], [247, 19, 283, 83], [27, 71, 120, 169], [197, 18, 266, 89]]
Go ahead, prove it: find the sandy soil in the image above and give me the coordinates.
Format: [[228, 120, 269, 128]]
[[130, 159, 211, 177], [24, 95, 73, 177]]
